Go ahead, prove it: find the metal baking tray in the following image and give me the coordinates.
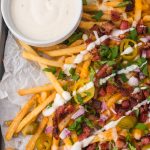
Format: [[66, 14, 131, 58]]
[[0, 17, 8, 149]]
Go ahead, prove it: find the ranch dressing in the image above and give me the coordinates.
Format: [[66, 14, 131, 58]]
[[11, 0, 79, 41]]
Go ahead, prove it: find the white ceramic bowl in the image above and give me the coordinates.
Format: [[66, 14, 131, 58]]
[[1, 0, 83, 47]]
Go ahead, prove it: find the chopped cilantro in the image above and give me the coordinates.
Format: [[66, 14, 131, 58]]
[[85, 118, 94, 128], [43, 67, 56, 74], [110, 46, 119, 59], [116, 0, 132, 8], [92, 10, 103, 21], [99, 45, 119, 60], [47, 103, 52, 109], [128, 143, 136, 150], [82, 0, 87, 5], [64, 32, 83, 46], [120, 74, 128, 82], [84, 105, 96, 115], [69, 68, 80, 81], [147, 96, 150, 101], [58, 71, 66, 80], [128, 29, 138, 41], [89, 67, 96, 81], [62, 84, 68, 91], [100, 60, 116, 66], [76, 93, 83, 104], [135, 123, 148, 131]]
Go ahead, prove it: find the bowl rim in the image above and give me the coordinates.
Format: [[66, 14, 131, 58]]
[[1, 0, 83, 47]]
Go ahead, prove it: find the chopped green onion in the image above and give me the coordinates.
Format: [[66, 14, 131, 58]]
[[92, 10, 103, 21]]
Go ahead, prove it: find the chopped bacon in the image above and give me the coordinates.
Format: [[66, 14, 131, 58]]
[[100, 21, 115, 35], [146, 50, 150, 58], [115, 104, 126, 116], [120, 20, 129, 30], [139, 112, 148, 123], [106, 84, 117, 94], [96, 64, 112, 78], [85, 38, 93, 45], [86, 143, 96, 150], [129, 98, 138, 108], [53, 104, 74, 139], [136, 20, 147, 34], [141, 135, 150, 145], [131, 91, 145, 102], [99, 87, 106, 97], [143, 90, 150, 98], [116, 136, 127, 149], [78, 126, 91, 141], [111, 11, 121, 21], [99, 142, 109, 150], [90, 24, 101, 36], [121, 100, 130, 109], [91, 48, 100, 61]]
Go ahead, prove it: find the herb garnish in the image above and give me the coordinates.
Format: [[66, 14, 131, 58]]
[[92, 11, 103, 21], [43, 67, 56, 74], [69, 68, 80, 81], [58, 71, 66, 80]]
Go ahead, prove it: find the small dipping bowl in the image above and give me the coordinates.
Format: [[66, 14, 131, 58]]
[[1, 0, 83, 47]]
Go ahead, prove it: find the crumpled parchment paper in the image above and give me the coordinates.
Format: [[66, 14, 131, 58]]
[[0, 1, 97, 149], [0, 33, 49, 149]]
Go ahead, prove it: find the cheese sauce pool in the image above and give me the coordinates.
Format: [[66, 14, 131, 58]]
[[11, 0, 79, 41]]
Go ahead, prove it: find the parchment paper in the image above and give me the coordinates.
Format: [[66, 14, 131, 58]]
[[0, 1, 96, 149]]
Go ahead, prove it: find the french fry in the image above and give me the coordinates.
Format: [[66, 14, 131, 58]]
[[46, 114, 54, 137], [71, 132, 78, 143], [16, 92, 56, 133], [79, 21, 104, 30], [83, 4, 99, 12], [143, 15, 150, 22], [69, 40, 84, 47], [80, 60, 91, 79], [133, 0, 142, 26], [107, 93, 122, 108], [41, 92, 48, 102], [5, 148, 14, 150], [35, 44, 67, 51], [82, 13, 95, 21], [26, 117, 48, 150], [44, 44, 86, 57], [22, 51, 63, 68], [5, 94, 39, 141], [58, 114, 73, 131], [51, 137, 59, 150], [18, 84, 54, 96], [63, 137, 72, 149]]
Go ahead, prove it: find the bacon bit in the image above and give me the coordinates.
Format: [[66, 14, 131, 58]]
[[96, 64, 112, 78], [86, 143, 97, 150], [78, 126, 91, 141], [121, 100, 130, 109], [111, 11, 121, 21], [146, 50, 150, 58], [99, 87, 106, 97], [139, 112, 148, 123], [136, 20, 147, 34], [90, 24, 101, 36], [116, 136, 126, 149], [129, 98, 138, 108], [85, 38, 93, 45], [120, 20, 129, 30], [99, 142, 109, 150], [141, 135, 150, 145], [143, 90, 150, 98], [53, 104, 74, 139], [100, 21, 115, 35], [131, 91, 145, 102], [106, 84, 117, 94], [125, 0, 135, 12]]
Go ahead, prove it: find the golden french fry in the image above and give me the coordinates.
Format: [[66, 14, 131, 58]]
[[69, 40, 84, 47], [51, 137, 59, 150], [35, 44, 67, 51], [26, 117, 48, 150], [83, 4, 99, 12], [143, 15, 150, 22], [80, 60, 91, 79], [71, 132, 78, 143], [41, 92, 48, 102], [107, 93, 122, 107], [22, 51, 63, 68], [44, 44, 86, 57], [82, 13, 95, 21], [5, 95, 39, 141], [58, 113, 73, 131], [16, 92, 56, 133], [63, 137, 72, 149], [18, 84, 54, 96]]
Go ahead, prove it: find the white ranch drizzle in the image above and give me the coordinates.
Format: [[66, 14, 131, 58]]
[[126, 99, 150, 115], [99, 64, 138, 85], [121, 46, 134, 55], [63, 64, 76, 76], [43, 91, 71, 116], [111, 28, 134, 37]]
